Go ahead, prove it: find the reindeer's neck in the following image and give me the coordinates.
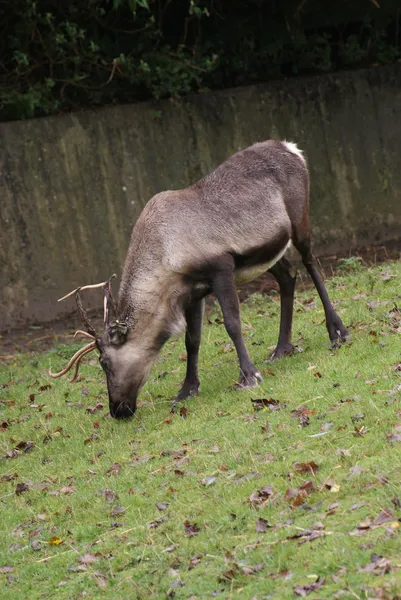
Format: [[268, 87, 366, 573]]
[[117, 268, 187, 338]]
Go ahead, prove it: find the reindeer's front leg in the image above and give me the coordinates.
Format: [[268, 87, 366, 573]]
[[174, 299, 205, 404], [212, 257, 263, 389]]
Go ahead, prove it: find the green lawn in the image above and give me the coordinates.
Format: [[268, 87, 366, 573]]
[[1, 260, 401, 599]]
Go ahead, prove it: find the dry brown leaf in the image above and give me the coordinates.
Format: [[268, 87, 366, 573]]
[[294, 577, 325, 596], [248, 486, 275, 508], [256, 517, 271, 533], [60, 486, 76, 494], [106, 463, 122, 476], [184, 520, 200, 537], [293, 461, 319, 475], [285, 481, 315, 507], [78, 553, 98, 565], [358, 554, 391, 575]]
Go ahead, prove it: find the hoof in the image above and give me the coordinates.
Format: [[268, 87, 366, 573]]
[[265, 344, 295, 363], [328, 316, 349, 345], [235, 370, 263, 390], [171, 383, 199, 412]]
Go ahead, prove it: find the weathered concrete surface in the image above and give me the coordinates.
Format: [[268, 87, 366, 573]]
[[1, 65, 400, 330]]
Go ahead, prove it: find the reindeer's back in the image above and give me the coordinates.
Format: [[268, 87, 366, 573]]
[[128, 140, 308, 274]]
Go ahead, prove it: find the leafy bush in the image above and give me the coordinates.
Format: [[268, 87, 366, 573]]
[[0, 0, 400, 122]]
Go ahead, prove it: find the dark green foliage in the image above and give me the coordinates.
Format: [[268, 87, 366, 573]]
[[0, 0, 400, 122]]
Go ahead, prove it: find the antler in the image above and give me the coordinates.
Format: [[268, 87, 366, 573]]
[[49, 341, 97, 382], [103, 274, 117, 326], [49, 274, 117, 383]]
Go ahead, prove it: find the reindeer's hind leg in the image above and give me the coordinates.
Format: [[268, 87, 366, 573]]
[[294, 237, 348, 344], [175, 299, 205, 403], [267, 256, 297, 361]]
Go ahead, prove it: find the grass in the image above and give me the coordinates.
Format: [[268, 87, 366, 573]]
[[1, 260, 401, 599]]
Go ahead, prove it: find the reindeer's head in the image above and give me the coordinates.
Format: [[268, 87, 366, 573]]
[[49, 277, 154, 419]]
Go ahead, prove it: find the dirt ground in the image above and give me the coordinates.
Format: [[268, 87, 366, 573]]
[[1, 239, 400, 359]]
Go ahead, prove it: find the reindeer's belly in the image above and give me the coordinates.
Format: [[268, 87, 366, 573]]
[[234, 239, 291, 284]]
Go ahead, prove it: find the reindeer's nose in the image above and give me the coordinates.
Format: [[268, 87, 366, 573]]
[[110, 403, 136, 419]]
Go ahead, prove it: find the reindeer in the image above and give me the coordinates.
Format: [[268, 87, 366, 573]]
[[49, 140, 348, 418]]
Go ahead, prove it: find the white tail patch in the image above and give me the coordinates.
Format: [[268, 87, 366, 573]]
[[283, 141, 305, 164]]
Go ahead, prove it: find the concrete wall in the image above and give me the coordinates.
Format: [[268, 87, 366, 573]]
[[1, 64, 401, 331]]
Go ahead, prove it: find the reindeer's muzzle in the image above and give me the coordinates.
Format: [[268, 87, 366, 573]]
[[109, 401, 137, 419]]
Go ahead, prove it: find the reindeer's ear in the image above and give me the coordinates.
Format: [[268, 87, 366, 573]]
[[108, 321, 128, 346]]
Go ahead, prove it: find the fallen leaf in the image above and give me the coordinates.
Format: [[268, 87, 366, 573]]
[[269, 569, 293, 581], [288, 529, 326, 544], [148, 517, 166, 529], [242, 563, 265, 576], [84, 433, 98, 445], [48, 536, 64, 546], [218, 564, 239, 582], [156, 502, 169, 511], [0, 566, 14, 574], [201, 476, 216, 487], [350, 502, 366, 511], [233, 471, 260, 484], [179, 407, 187, 418], [291, 407, 314, 427], [251, 398, 281, 411], [324, 479, 340, 493], [184, 520, 200, 537], [39, 384, 51, 392], [285, 481, 315, 507], [1, 449, 19, 459], [353, 425, 367, 437], [161, 449, 187, 459], [248, 486, 275, 508], [327, 502, 340, 516], [256, 517, 271, 533], [131, 454, 152, 465], [358, 554, 391, 575], [15, 482, 29, 495], [78, 553, 98, 565], [106, 463, 122, 476], [347, 465, 366, 478], [98, 488, 118, 504], [335, 449, 351, 460], [60, 486, 76, 494], [110, 505, 125, 517], [387, 424, 401, 443], [15, 440, 35, 453], [1, 472, 18, 482], [188, 555, 202, 570], [293, 461, 319, 475], [351, 413, 365, 423], [372, 508, 394, 527], [294, 577, 325, 596], [391, 496, 401, 509], [162, 544, 177, 553], [350, 508, 395, 536]]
